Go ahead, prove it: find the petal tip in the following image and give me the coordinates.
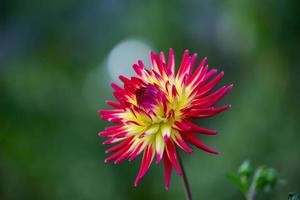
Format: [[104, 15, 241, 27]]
[[102, 140, 110, 145], [150, 51, 158, 57], [187, 149, 193, 154], [155, 155, 162, 164], [212, 150, 220, 155], [163, 135, 170, 142], [134, 180, 139, 187], [228, 84, 234, 91]]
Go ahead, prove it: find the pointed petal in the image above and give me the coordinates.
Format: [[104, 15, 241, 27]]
[[177, 50, 190, 79], [163, 154, 172, 190], [159, 51, 166, 64], [128, 142, 144, 161], [165, 140, 182, 175], [161, 123, 172, 141], [155, 132, 165, 164], [104, 144, 131, 163], [168, 48, 175, 75], [175, 121, 217, 135], [173, 133, 193, 154], [196, 71, 224, 96], [134, 145, 155, 186], [181, 132, 219, 154]]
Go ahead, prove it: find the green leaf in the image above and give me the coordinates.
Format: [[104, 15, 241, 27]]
[[228, 161, 281, 198], [227, 173, 249, 194], [254, 167, 278, 192], [238, 160, 252, 178]]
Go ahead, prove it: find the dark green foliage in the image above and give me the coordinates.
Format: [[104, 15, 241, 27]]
[[289, 193, 300, 200], [228, 161, 280, 200]]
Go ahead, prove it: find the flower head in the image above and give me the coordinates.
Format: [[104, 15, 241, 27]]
[[99, 49, 233, 189]]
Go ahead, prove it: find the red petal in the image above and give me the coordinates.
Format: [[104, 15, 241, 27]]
[[165, 140, 182, 176], [187, 105, 232, 119], [177, 49, 190, 79], [173, 135, 193, 154], [104, 144, 131, 163], [134, 145, 154, 186], [105, 137, 133, 153], [181, 132, 219, 154], [187, 57, 207, 85], [175, 121, 217, 135], [105, 100, 123, 109], [196, 71, 224, 96], [150, 51, 163, 75], [167, 48, 175, 75], [159, 51, 166, 64], [128, 142, 144, 161], [163, 154, 172, 190]]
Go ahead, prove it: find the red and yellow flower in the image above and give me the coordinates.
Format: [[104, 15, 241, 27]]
[[99, 49, 233, 189]]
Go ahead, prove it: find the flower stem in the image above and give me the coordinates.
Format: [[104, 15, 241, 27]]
[[247, 179, 256, 200], [247, 192, 255, 200], [177, 150, 193, 200]]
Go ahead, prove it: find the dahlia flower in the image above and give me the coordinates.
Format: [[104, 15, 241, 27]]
[[99, 49, 233, 189]]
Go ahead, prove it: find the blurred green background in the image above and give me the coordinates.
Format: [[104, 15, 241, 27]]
[[1, 0, 299, 199]]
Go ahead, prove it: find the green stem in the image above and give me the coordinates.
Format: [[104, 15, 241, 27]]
[[247, 190, 255, 200], [247, 168, 259, 200], [177, 151, 193, 200]]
